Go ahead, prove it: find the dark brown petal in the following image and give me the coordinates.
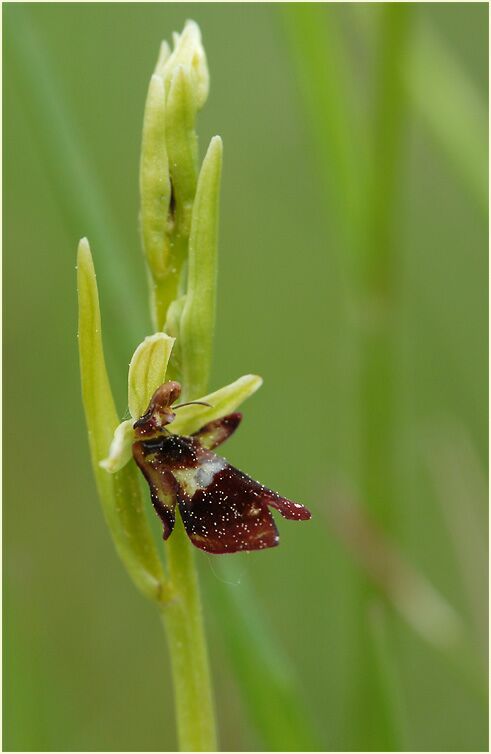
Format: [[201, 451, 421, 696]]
[[192, 413, 242, 450]]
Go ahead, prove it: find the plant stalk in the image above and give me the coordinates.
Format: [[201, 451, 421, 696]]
[[138, 26, 221, 750], [160, 513, 217, 752]]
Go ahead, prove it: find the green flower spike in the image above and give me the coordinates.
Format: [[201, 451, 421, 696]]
[[140, 19, 210, 333]]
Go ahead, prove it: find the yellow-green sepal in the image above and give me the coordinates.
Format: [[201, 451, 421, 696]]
[[171, 374, 263, 436], [128, 332, 175, 419]]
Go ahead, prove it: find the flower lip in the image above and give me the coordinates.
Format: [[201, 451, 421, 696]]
[[133, 422, 312, 554]]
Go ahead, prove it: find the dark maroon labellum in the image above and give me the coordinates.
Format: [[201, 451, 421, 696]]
[[132, 382, 311, 554]]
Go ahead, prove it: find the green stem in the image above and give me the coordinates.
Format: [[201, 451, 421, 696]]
[[152, 148, 220, 751], [161, 513, 217, 752]]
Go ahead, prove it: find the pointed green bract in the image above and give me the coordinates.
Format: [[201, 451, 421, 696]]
[[179, 136, 223, 400], [140, 74, 174, 330], [167, 65, 199, 241], [159, 20, 209, 108], [77, 238, 165, 601], [154, 40, 171, 77], [140, 74, 171, 282]]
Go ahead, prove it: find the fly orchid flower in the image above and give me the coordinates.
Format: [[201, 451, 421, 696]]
[[101, 335, 311, 554]]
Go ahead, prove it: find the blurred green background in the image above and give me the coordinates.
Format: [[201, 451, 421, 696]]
[[4, 3, 488, 751]]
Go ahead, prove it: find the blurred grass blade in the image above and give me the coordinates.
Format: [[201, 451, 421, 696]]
[[328, 493, 463, 650], [327, 489, 487, 702], [5, 6, 145, 354], [283, 7, 412, 749], [363, 6, 412, 750], [367, 601, 408, 748], [205, 562, 325, 751], [424, 423, 488, 658], [77, 239, 165, 602], [282, 4, 364, 257], [406, 22, 487, 214], [349, 8, 487, 214], [364, 3, 413, 298]]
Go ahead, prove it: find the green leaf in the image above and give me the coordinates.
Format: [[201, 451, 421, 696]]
[[77, 238, 165, 602]]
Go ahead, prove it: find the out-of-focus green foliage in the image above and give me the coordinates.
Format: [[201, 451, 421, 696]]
[[4, 3, 488, 751]]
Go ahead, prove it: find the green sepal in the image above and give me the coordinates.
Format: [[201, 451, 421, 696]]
[[128, 332, 175, 419], [100, 419, 134, 474], [171, 374, 262, 437]]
